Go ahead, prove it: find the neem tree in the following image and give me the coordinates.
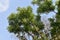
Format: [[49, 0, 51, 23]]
[[7, 0, 60, 40]]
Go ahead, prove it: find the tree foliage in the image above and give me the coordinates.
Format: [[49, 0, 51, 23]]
[[7, 0, 60, 40], [7, 6, 44, 40]]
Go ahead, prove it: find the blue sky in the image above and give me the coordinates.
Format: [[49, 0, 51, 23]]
[[0, 0, 56, 40]]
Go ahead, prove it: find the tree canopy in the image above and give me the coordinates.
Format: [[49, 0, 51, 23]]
[[7, 0, 60, 40]]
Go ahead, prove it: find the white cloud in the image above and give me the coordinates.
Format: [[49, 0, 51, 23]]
[[0, 0, 9, 13]]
